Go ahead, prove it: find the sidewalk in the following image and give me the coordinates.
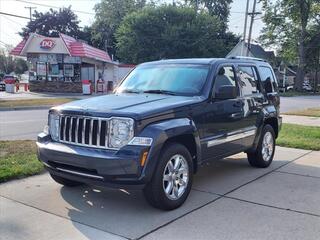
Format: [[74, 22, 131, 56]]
[[1, 147, 320, 240], [282, 114, 320, 127], [0, 91, 94, 101]]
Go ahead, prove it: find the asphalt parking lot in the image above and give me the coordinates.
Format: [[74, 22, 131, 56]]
[[1, 146, 319, 240]]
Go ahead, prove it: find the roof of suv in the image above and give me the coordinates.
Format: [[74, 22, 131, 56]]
[[140, 57, 270, 66]]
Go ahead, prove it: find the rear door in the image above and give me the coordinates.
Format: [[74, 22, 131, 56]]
[[236, 64, 265, 148]]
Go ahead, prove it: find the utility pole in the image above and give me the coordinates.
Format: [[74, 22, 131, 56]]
[[246, 0, 261, 56], [241, 0, 250, 56], [24, 6, 36, 21]]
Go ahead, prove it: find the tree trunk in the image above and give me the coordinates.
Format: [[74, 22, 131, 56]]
[[295, 28, 306, 91]]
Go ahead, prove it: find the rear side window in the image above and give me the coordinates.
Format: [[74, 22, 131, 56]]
[[259, 66, 278, 93], [238, 66, 258, 96]]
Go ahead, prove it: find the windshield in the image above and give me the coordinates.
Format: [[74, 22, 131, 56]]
[[117, 64, 209, 96]]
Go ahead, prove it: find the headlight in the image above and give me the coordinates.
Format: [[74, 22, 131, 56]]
[[49, 113, 60, 141], [109, 117, 134, 149]]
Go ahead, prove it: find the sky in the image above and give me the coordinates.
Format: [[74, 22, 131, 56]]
[[0, 0, 265, 49]]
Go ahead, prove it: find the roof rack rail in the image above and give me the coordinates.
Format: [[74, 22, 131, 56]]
[[227, 56, 267, 62]]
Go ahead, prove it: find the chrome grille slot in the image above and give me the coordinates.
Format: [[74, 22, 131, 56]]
[[59, 115, 109, 149]]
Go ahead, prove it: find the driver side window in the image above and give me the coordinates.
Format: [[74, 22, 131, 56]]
[[214, 66, 237, 95]]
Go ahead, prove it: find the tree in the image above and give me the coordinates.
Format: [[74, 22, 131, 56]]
[[115, 5, 238, 64], [14, 58, 28, 75], [20, 7, 82, 39], [185, 0, 233, 25], [260, 0, 320, 91], [91, 0, 146, 55], [0, 49, 15, 74]]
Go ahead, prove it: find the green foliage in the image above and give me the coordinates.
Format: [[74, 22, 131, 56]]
[[14, 58, 28, 75], [91, 0, 146, 54], [260, 0, 320, 65], [115, 5, 238, 64], [185, 0, 233, 24], [20, 7, 82, 39], [0, 53, 15, 74]]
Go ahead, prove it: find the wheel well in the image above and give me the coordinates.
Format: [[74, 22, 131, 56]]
[[165, 134, 198, 173], [264, 117, 279, 138]]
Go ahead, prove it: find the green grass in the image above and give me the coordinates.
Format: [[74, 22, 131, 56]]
[[0, 98, 77, 108], [284, 107, 320, 117], [0, 141, 44, 183], [277, 123, 320, 150]]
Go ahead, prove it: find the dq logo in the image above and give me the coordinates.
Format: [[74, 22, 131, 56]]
[[40, 39, 55, 49]]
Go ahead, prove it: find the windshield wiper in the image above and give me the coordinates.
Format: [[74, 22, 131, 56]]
[[143, 90, 177, 95], [120, 89, 141, 94]]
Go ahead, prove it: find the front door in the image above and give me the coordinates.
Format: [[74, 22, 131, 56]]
[[194, 65, 245, 161]]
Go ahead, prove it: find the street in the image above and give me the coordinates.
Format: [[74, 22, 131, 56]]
[[1, 96, 319, 141], [1, 147, 319, 240], [0, 109, 47, 140]]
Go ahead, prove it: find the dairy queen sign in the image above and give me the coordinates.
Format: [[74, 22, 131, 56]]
[[40, 39, 55, 49]]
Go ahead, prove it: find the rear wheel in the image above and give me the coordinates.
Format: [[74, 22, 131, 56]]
[[50, 173, 83, 187], [143, 143, 193, 210], [247, 124, 275, 168]]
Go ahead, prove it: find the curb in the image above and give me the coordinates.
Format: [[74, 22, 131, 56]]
[[0, 105, 53, 111]]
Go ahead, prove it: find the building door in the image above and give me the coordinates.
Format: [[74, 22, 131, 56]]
[[81, 66, 95, 92]]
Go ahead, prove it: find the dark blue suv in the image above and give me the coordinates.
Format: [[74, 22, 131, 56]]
[[37, 57, 282, 210]]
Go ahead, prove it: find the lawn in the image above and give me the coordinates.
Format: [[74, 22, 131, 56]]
[[0, 98, 77, 108], [284, 107, 320, 117], [277, 123, 320, 151], [0, 140, 44, 183]]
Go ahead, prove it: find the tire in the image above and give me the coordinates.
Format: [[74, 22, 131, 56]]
[[143, 143, 193, 210], [247, 124, 276, 168], [50, 173, 83, 187]]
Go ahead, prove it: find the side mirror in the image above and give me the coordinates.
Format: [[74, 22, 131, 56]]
[[215, 85, 237, 100]]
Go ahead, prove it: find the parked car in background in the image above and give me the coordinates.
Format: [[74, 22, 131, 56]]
[[37, 57, 282, 210]]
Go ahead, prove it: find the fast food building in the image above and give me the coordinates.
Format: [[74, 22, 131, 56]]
[[10, 33, 134, 93]]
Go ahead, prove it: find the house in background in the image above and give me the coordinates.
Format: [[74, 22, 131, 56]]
[[226, 40, 276, 66]]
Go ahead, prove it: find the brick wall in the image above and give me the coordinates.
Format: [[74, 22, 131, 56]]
[[29, 81, 82, 93]]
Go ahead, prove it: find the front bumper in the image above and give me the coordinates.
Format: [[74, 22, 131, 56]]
[[37, 133, 150, 189]]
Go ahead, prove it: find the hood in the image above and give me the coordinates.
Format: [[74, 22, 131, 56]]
[[53, 93, 204, 119]]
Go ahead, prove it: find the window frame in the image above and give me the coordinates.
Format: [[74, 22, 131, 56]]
[[211, 64, 240, 99], [258, 66, 278, 93], [237, 64, 261, 96]]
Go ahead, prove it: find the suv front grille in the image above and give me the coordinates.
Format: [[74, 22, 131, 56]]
[[59, 115, 109, 148]]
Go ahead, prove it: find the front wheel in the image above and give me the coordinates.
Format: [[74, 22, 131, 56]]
[[143, 143, 193, 210], [247, 124, 276, 168]]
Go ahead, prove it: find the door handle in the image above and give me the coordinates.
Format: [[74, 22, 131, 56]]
[[230, 112, 242, 119], [233, 101, 243, 108]]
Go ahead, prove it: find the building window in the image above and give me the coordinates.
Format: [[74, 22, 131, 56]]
[[64, 64, 74, 77], [37, 62, 47, 77]]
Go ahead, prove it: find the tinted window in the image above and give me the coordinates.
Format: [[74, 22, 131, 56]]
[[259, 66, 278, 93], [117, 64, 209, 96], [214, 66, 236, 94], [238, 66, 258, 96]]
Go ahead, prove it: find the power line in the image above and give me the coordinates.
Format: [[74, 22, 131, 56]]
[[15, 0, 95, 15], [0, 11, 29, 20]]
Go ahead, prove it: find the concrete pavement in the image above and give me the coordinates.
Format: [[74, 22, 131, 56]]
[[1, 146, 319, 240]]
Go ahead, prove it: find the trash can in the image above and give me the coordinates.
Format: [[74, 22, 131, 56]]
[[82, 80, 92, 95], [4, 78, 16, 93]]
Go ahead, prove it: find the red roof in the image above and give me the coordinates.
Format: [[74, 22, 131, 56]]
[[10, 39, 27, 56], [10, 33, 112, 63]]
